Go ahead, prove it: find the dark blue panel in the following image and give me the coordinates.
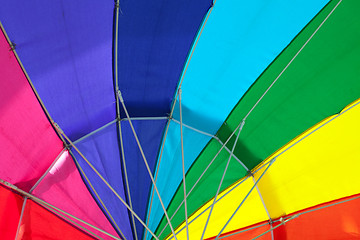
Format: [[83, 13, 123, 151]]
[[0, 1, 115, 141], [121, 119, 167, 238], [117, 0, 212, 117], [74, 123, 133, 240], [116, 0, 212, 238]]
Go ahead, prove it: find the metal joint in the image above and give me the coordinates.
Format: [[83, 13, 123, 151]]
[[9, 42, 16, 51], [240, 119, 246, 128], [2, 180, 13, 189], [268, 219, 274, 225], [117, 90, 124, 103], [269, 157, 276, 165], [247, 170, 254, 177], [64, 143, 72, 150]]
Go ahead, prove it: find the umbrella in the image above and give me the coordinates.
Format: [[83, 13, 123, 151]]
[[0, 0, 359, 239]]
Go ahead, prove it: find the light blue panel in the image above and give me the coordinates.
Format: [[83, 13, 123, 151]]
[[172, 0, 329, 133], [146, 120, 211, 238], [148, 0, 329, 236]]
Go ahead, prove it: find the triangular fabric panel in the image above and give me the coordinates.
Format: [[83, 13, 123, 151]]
[[120, 119, 167, 238], [74, 124, 132, 239]]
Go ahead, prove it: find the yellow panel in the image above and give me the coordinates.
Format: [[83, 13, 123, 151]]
[[166, 176, 269, 240], [255, 98, 360, 218]]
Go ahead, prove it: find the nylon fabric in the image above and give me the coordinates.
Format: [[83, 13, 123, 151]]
[[255, 98, 360, 220], [1, 0, 359, 239], [1, 3, 127, 236], [0, 1, 115, 141], [156, 138, 247, 238], [178, 98, 360, 239], [18, 200, 94, 240], [117, 0, 212, 118], [0, 27, 63, 192], [0, 185, 23, 240], [74, 123, 132, 239], [166, 177, 268, 240], [115, 0, 212, 238], [32, 150, 119, 240], [219, 0, 360, 171], [205, 194, 360, 240], [147, 121, 211, 237], [120, 119, 167, 238], [172, 0, 329, 133], [205, 222, 270, 240], [268, 195, 360, 240]]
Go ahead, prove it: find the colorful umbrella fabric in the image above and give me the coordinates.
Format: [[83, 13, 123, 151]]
[[0, 0, 359, 239]]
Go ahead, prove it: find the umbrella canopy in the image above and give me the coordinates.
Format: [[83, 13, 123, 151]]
[[0, 0, 359, 239]]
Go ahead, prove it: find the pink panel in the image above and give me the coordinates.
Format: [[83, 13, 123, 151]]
[[0, 28, 63, 191], [32, 150, 119, 239]]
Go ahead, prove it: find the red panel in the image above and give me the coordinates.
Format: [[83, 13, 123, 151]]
[[17, 200, 94, 240], [0, 26, 63, 191], [0, 185, 23, 240]]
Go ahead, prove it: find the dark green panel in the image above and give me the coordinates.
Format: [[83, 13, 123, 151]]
[[156, 0, 360, 238]]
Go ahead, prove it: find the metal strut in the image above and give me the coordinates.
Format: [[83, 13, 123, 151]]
[[0, 179, 120, 240], [53, 123, 160, 240], [118, 90, 178, 240]]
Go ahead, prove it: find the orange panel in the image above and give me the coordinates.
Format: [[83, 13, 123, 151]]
[[274, 194, 360, 240]]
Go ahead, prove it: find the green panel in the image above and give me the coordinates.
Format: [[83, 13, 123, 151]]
[[223, 0, 360, 170], [156, 0, 360, 238]]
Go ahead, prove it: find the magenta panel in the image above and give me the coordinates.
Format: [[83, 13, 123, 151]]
[[32, 150, 118, 239], [0, 29, 63, 191]]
